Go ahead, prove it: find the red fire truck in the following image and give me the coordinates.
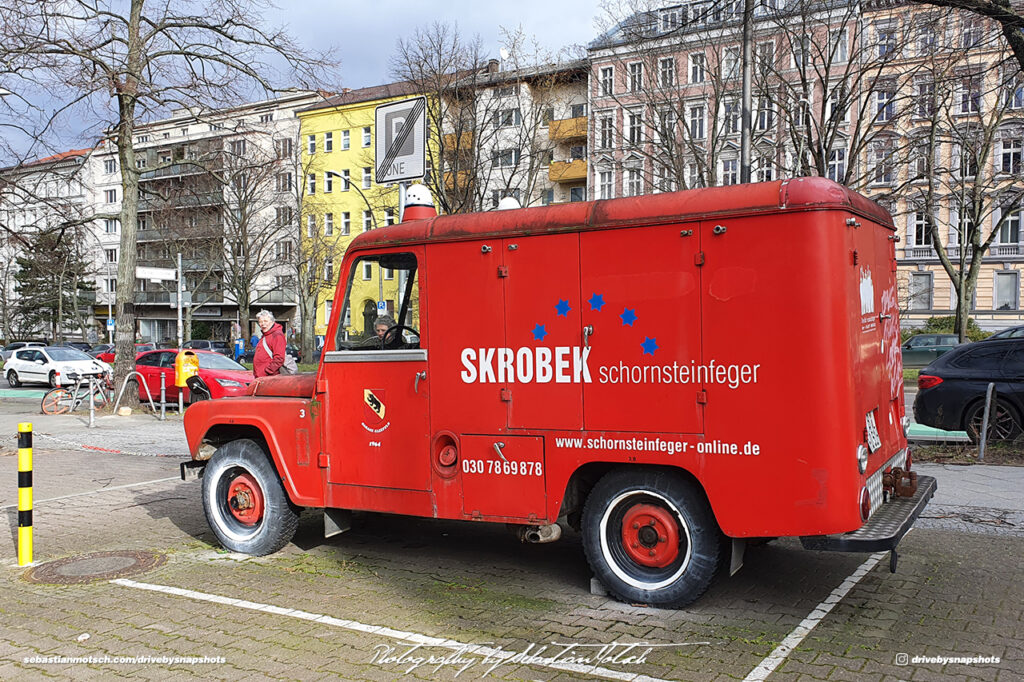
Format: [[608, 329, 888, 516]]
[[182, 178, 935, 607]]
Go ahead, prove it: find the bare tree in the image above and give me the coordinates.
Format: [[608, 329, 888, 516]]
[[0, 0, 333, 392], [911, 0, 1024, 73]]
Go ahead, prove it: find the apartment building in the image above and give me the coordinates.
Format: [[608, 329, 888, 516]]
[[91, 90, 320, 342]]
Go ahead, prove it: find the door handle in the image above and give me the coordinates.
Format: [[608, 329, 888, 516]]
[[414, 370, 426, 393], [583, 325, 594, 347], [493, 441, 509, 463]]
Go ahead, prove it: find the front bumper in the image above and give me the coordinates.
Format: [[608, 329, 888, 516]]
[[800, 475, 937, 561]]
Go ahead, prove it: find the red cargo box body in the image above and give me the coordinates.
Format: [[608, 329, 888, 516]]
[[184, 177, 929, 606]]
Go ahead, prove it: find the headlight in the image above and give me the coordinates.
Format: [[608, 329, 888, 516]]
[[856, 444, 869, 474], [901, 416, 910, 437], [215, 379, 245, 388]]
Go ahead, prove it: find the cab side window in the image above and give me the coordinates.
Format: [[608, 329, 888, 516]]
[[335, 252, 421, 350]]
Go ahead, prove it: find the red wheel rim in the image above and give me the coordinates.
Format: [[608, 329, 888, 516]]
[[620, 503, 680, 568], [226, 473, 264, 526]]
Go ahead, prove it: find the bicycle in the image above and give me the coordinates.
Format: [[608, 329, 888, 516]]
[[40, 371, 114, 415]]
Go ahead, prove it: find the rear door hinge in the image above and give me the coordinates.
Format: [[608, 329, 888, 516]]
[[497, 265, 509, 278], [317, 452, 329, 468], [500, 388, 512, 402], [697, 391, 708, 404], [694, 251, 705, 266]]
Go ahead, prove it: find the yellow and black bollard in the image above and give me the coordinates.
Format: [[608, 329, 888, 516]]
[[17, 422, 33, 566]]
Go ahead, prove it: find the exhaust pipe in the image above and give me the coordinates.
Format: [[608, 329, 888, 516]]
[[513, 523, 562, 544]]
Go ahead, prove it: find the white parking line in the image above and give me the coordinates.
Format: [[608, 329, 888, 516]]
[[0, 477, 179, 511], [743, 551, 886, 681], [112, 578, 679, 682]]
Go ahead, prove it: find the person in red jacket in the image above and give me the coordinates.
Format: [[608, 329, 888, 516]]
[[253, 309, 286, 377]]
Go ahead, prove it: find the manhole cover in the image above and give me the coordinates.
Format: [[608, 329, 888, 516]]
[[24, 550, 166, 585]]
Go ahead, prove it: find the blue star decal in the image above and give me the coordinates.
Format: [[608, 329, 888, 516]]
[[641, 337, 659, 356], [588, 293, 605, 311], [620, 308, 637, 326], [555, 299, 571, 317], [532, 324, 548, 341]]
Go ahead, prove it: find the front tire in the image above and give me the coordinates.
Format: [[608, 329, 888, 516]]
[[7, 370, 20, 388], [965, 399, 1021, 443], [201, 439, 299, 555], [48, 371, 58, 388], [582, 469, 720, 607], [41, 388, 73, 415]]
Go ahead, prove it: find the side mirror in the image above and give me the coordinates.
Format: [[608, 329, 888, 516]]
[[35, 359, 45, 365]]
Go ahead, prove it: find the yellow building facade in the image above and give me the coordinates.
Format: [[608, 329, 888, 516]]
[[297, 83, 424, 337]]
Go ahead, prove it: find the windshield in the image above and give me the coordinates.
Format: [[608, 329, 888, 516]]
[[47, 348, 94, 362], [197, 353, 246, 371]]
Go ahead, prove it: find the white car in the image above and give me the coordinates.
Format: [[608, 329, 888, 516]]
[[1, 341, 45, 363], [5, 346, 111, 388]]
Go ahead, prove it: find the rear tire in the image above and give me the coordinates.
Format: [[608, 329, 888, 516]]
[[582, 469, 720, 607], [41, 388, 73, 415], [202, 439, 299, 555], [48, 371, 58, 388], [6, 370, 20, 388], [965, 399, 1021, 443]]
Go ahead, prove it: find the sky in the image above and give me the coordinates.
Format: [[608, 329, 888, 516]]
[[264, 0, 604, 89]]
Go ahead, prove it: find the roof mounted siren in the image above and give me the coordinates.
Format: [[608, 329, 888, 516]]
[[402, 183, 437, 222], [496, 195, 522, 210]]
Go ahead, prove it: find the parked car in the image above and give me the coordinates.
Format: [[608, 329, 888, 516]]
[[989, 324, 1024, 340], [134, 349, 252, 403], [239, 343, 301, 364], [89, 343, 114, 358], [5, 346, 110, 388], [2, 341, 45, 363], [61, 342, 94, 353], [183, 339, 232, 356], [901, 333, 962, 368], [95, 343, 155, 364], [914, 338, 1024, 442]]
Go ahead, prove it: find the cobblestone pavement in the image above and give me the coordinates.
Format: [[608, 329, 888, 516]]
[[0, 405, 1020, 680]]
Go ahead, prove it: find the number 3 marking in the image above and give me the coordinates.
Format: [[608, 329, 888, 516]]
[[299, 409, 306, 418]]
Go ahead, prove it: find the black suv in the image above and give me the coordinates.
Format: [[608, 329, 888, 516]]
[[914, 338, 1024, 442]]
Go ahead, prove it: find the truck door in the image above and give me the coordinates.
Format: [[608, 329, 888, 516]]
[[321, 250, 430, 491], [580, 223, 704, 433]]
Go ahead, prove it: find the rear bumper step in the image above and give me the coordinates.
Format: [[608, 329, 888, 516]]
[[800, 475, 937, 556]]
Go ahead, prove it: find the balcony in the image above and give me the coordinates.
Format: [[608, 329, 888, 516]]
[[442, 131, 473, 150], [139, 162, 211, 181], [548, 116, 587, 141], [991, 243, 1021, 256], [134, 291, 224, 305], [138, 191, 224, 211], [549, 159, 587, 183], [252, 287, 298, 305]]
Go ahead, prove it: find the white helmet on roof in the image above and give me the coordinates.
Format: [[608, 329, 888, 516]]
[[405, 183, 433, 207], [496, 196, 522, 210]]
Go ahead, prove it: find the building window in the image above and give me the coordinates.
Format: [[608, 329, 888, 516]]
[[494, 108, 522, 127], [756, 98, 775, 131], [688, 105, 705, 139], [657, 108, 676, 143], [722, 159, 739, 185], [571, 103, 587, 119], [276, 172, 292, 192], [829, 29, 848, 63], [918, 23, 938, 54], [625, 168, 642, 196], [106, 278, 116, 293], [871, 142, 894, 184], [324, 212, 334, 236], [655, 163, 676, 193], [363, 210, 372, 231], [362, 167, 372, 189], [659, 57, 675, 87], [342, 130, 350, 150], [259, 113, 273, 123], [999, 208, 1021, 244], [341, 169, 350, 190], [383, 267, 395, 281], [570, 186, 585, 202], [628, 111, 643, 145], [341, 212, 350, 235], [229, 139, 246, 156], [909, 272, 933, 310], [275, 206, 293, 227], [600, 66, 613, 95], [689, 53, 705, 83], [325, 299, 333, 321], [1000, 138, 1022, 174], [827, 148, 846, 182], [276, 138, 293, 159], [599, 115, 614, 149], [324, 259, 333, 282], [995, 271, 1019, 310], [755, 157, 774, 182], [307, 135, 316, 155], [599, 170, 613, 199], [793, 36, 810, 69], [877, 25, 896, 58], [362, 262, 373, 280], [138, 217, 148, 231], [687, 162, 704, 189], [1005, 73, 1024, 109], [492, 148, 520, 167], [911, 212, 929, 246], [307, 214, 316, 238], [104, 159, 117, 174], [136, 157, 147, 169], [362, 126, 371, 147], [723, 47, 740, 79], [827, 83, 849, 123], [660, 7, 681, 32], [104, 218, 119, 234], [916, 80, 936, 118], [629, 62, 643, 92], [324, 132, 333, 153], [962, 16, 983, 49], [756, 41, 775, 75], [307, 173, 316, 194], [959, 75, 981, 114], [876, 87, 895, 122], [275, 240, 293, 262], [105, 189, 117, 203], [724, 100, 740, 134], [105, 248, 118, 263], [385, 209, 395, 225]]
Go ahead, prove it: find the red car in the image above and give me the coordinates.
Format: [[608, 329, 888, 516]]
[[134, 349, 252, 402], [96, 343, 155, 363]]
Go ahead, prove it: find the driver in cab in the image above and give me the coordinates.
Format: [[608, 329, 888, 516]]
[[373, 314, 396, 341]]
